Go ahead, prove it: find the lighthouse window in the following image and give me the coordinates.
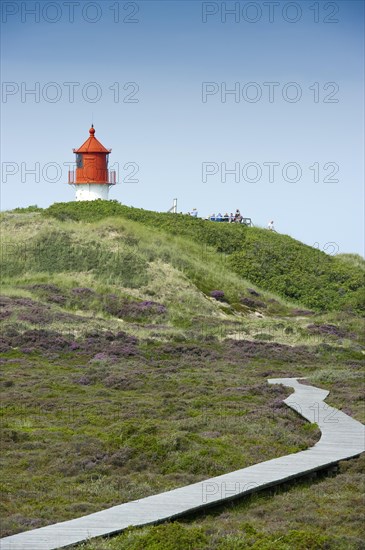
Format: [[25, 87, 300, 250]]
[[76, 154, 83, 168]]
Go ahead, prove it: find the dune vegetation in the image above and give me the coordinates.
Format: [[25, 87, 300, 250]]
[[1, 202, 364, 549]]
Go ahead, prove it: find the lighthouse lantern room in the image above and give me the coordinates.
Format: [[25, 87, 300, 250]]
[[68, 125, 116, 201]]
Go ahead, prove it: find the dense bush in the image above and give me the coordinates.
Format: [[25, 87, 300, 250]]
[[210, 290, 225, 301], [103, 295, 167, 322], [12, 205, 43, 213], [229, 229, 364, 313]]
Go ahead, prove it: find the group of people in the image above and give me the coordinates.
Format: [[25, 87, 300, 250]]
[[208, 209, 244, 223], [186, 208, 276, 231]]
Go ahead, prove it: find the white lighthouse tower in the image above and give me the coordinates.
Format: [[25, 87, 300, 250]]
[[68, 125, 116, 201]]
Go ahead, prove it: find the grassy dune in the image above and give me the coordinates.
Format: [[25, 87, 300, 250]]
[[0, 204, 364, 548]]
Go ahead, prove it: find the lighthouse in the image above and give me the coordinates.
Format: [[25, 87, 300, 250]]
[[68, 125, 116, 201]]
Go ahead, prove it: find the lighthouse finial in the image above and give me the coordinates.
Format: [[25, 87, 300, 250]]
[[89, 124, 95, 136]]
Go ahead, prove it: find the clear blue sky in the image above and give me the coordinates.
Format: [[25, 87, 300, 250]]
[[1, 0, 364, 255]]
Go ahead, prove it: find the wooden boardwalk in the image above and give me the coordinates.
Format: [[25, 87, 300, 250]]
[[1, 378, 364, 550]]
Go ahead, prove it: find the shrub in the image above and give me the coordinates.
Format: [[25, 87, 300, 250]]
[[240, 296, 267, 310], [103, 296, 167, 322], [229, 229, 365, 313], [12, 205, 42, 213], [307, 323, 350, 339], [210, 290, 225, 302]]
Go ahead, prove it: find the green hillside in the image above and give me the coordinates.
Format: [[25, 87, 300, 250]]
[[1, 203, 364, 549], [43, 201, 365, 313]]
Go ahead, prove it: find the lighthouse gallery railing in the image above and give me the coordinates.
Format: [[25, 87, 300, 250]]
[[68, 170, 116, 184]]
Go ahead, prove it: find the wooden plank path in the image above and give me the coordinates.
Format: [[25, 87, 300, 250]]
[[1, 378, 364, 550]]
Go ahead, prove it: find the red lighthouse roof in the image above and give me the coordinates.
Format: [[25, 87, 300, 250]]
[[73, 125, 111, 154]]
